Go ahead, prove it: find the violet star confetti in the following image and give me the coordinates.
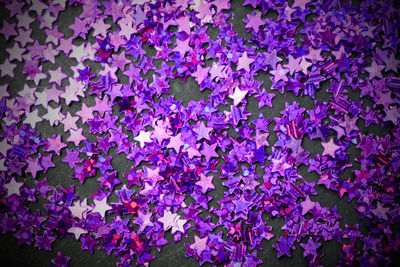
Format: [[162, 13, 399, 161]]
[[0, 0, 400, 266]]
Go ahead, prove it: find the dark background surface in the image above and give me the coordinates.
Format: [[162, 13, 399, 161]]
[[0, 0, 398, 266]]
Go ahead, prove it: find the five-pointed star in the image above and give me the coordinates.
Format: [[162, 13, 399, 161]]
[[194, 121, 212, 141], [209, 62, 225, 79], [383, 107, 400, 124], [76, 103, 94, 123], [42, 105, 63, 126], [152, 124, 170, 144], [158, 209, 178, 231], [24, 109, 41, 128], [255, 130, 269, 149], [195, 173, 215, 194], [67, 128, 86, 146], [68, 226, 88, 240], [69, 199, 92, 220], [321, 138, 340, 157], [45, 135, 67, 155], [34, 90, 48, 107], [167, 133, 184, 152], [45, 86, 63, 104], [270, 64, 289, 83], [300, 238, 321, 257], [233, 194, 252, 213], [91, 197, 112, 218], [134, 131, 152, 148], [264, 49, 282, 69], [5, 177, 23, 197], [134, 210, 155, 232], [172, 38, 191, 57], [300, 57, 312, 73], [229, 87, 248, 106], [365, 61, 384, 79], [144, 166, 164, 185], [246, 12, 264, 33], [0, 59, 16, 77], [48, 66, 68, 86], [176, 16, 192, 34], [372, 202, 390, 220], [271, 158, 291, 176], [61, 112, 79, 132], [237, 51, 254, 72], [286, 55, 302, 75], [192, 65, 210, 85], [201, 142, 218, 162], [190, 235, 208, 257], [0, 139, 12, 157], [171, 217, 187, 234], [184, 146, 201, 158], [383, 52, 400, 72]]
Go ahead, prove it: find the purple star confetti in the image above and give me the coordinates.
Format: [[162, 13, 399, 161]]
[[0, 0, 399, 266]]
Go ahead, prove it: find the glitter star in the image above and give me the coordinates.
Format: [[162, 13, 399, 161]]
[[5, 177, 23, 197]]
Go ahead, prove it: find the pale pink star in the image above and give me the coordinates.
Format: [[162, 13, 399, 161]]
[[237, 51, 254, 72], [271, 158, 291, 176], [158, 209, 178, 231], [61, 112, 79, 132], [192, 65, 210, 85], [68, 227, 88, 240], [190, 235, 208, 257], [151, 124, 170, 144], [43, 105, 64, 126], [292, 0, 311, 9], [184, 146, 201, 158], [67, 128, 85, 146], [48, 67, 68, 86], [229, 87, 248, 106], [246, 13, 264, 33], [270, 64, 289, 83], [134, 131, 153, 148], [24, 109, 41, 128], [321, 138, 340, 157], [69, 199, 92, 220], [171, 216, 187, 234], [91, 196, 112, 218], [5, 177, 23, 197], [167, 133, 184, 153], [201, 142, 218, 162], [76, 103, 94, 123], [195, 173, 215, 194], [300, 57, 312, 74]]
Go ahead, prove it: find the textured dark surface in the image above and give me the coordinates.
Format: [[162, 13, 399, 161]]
[[0, 0, 398, 266]]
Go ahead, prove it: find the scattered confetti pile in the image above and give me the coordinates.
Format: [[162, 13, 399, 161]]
[[0, 0, 399, 266]]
